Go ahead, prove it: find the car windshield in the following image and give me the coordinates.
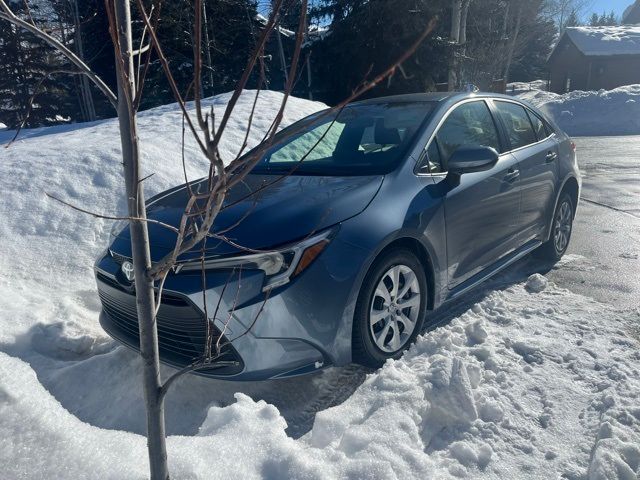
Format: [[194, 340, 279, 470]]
[[250, 102, 435, 176]]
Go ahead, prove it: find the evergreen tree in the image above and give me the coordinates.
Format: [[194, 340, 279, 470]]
[[0, 1, 79, 128], [140, 0, 259, 109], [309, 0, 450, 104], [588, 10, 618, 26], [509, 14, 557, 82]]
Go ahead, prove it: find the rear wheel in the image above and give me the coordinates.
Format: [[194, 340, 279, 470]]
[[352, 249, 428, 368], [535, 192, 574, 262]]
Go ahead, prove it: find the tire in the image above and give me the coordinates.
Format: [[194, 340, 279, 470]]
[[535, 192, 574, 262], [352, 248, 428, 368]]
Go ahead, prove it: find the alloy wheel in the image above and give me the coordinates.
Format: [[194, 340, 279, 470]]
[[369, 264, 421, 353], [554, 200, 572, 254]]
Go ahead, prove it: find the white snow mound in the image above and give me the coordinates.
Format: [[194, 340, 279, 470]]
[[518, 84, 640, 136]]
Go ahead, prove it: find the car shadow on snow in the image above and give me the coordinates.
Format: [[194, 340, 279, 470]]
[[1, 255, 556, 440]]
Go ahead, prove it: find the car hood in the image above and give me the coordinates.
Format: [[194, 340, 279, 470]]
[[110, 173, 383, 260]]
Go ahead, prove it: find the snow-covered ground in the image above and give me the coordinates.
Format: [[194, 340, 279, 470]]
[[517, 84, 640, 136], [1, 91, 640, 479]]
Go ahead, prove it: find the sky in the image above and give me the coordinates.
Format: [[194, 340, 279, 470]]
[[588, 0, 633, 19]]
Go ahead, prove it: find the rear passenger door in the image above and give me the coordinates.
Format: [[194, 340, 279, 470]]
[[492, 100, 558, 243], [422, 100, 522, 288]]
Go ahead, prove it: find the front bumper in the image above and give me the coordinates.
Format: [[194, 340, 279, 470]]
[[95, 233, 370, 381]]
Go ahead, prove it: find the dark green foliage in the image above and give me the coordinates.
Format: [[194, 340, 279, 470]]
[[308, 0, 450, 105], [509, 15, 556, 82], [0, 2, 79, 128], [590, 10, 618, 26], [55, 0, 116, 118]]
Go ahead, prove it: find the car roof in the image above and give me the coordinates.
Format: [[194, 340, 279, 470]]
[[349, 91, 526, 105]]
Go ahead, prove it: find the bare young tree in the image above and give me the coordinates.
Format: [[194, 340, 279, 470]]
[[448, 0, 473, 90], [1, 1, 436, 478], [544, 0, 593, 30]]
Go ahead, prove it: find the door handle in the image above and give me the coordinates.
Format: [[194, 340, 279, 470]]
[[546, 151, 558, 163], [505, 168, 520, 182]]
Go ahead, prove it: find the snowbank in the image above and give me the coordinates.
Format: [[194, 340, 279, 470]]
[[2, 272, 640, 479], [518, 84, 640, 136], [2, 91, 640, 479]]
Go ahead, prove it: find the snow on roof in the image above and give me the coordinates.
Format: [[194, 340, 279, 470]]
[[564, 25, 640, 56]]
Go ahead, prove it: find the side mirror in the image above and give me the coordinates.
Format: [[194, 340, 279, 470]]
[[448, 146, 499, 175]]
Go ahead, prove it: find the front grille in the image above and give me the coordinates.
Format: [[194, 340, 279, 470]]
[[96, 273, 243, 375]]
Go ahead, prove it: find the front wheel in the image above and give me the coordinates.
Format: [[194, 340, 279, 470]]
[[352, 249, 428, 368], [535, 192, 574, 262]]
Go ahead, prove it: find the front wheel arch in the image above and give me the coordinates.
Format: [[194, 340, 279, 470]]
[[369, 237, 436, 312], [351, 246, 429, 367]]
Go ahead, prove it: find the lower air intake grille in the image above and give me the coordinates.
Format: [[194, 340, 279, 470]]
[[96, 273, 243, 375]]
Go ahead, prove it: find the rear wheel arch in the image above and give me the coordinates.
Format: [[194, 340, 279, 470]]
[[561, 177, 580, 218], [546, 175, 579, 240]]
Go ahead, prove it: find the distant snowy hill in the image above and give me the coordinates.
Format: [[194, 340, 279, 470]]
[[1, 91, 639, 480]]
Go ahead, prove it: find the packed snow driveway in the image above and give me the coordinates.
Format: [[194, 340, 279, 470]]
[[1, 91, 639, 479]]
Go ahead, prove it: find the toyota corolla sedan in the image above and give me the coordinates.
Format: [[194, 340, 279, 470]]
[[96, 92, 581, 380]]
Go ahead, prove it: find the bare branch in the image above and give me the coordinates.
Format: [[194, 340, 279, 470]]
[[45, 192, 180, 234], [209, 0, 285, 152]]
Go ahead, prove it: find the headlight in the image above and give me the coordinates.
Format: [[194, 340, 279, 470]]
[[110, 218, 129, 237], [176, 228, 336, 291]]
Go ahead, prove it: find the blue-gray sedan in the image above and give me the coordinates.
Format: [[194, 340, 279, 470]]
[[96, 92, 581, 380]]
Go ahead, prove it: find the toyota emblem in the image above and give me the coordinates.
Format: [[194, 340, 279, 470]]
[[121, 261, 135, 282]]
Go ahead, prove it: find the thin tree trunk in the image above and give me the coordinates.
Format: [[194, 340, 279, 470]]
[[458, 0, 471, 87], [201, 1, 214, 94], [276, 29, 288, 87], [503, 0, 523, 84], [72, 0, 96, 121], [112, 1, 169, 479], [448, 0, 462, 91]]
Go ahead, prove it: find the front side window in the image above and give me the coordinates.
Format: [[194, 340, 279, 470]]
[[428, 101, 500, 172], [494, 101, 537, 150], [251, 102, 434, 176]]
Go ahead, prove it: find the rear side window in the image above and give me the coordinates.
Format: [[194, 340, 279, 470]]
[[494, 101, 537, 150], [526, 109, 548, 141], [433, 101, 501, 171]]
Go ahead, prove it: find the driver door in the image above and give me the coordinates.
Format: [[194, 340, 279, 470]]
[[427, 100, 522, 288]]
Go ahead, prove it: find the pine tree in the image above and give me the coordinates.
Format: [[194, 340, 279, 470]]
[[309, 0, 450, 104], [140, 0, 259, 109], [589, 12, 600, 26], [0, 1, 79, 128]]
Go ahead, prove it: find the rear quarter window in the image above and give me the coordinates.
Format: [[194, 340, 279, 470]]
[[526, 109, 549, 141], [494, 101, 537, 150]]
